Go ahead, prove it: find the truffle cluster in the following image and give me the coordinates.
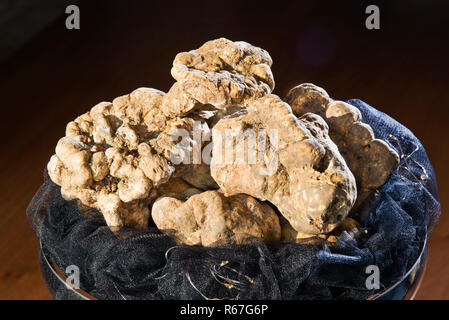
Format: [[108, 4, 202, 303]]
[[47, 38, 399, 246]]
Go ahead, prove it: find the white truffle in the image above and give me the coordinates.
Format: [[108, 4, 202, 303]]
[[211, 94, 357, 235], [285, 83, 400, 208], [152, 190, 281, 246], [47, 88, 182, 229], [166, 38, 274, 111]]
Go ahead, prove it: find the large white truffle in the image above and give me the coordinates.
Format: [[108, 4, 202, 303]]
[[210, 94, 357, 235], [47, 88, 185, 229]]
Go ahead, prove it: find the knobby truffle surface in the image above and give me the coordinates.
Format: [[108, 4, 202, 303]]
[[285, 83, 400, 209], [210, 94, 357, 235], [152, 190, 281, 246], [169, 38, 275, 110], [48, 88, 174, 229]]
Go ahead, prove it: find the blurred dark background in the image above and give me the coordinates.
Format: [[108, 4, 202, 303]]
[[0, 0, 448, 299]]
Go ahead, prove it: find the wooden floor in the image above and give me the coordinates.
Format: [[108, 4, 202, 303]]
[[0, 1, 447, 299]]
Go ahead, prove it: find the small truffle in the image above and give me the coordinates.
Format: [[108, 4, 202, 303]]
[[152, 190, 281, 246]]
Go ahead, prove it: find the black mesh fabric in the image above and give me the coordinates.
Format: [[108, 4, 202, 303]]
[[27, 99, 441, 300]]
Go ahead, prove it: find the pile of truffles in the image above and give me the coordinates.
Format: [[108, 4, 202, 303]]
[[47, 38, 399, 247]]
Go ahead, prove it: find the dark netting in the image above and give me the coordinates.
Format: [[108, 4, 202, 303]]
[[27, 99, 441, 300]]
